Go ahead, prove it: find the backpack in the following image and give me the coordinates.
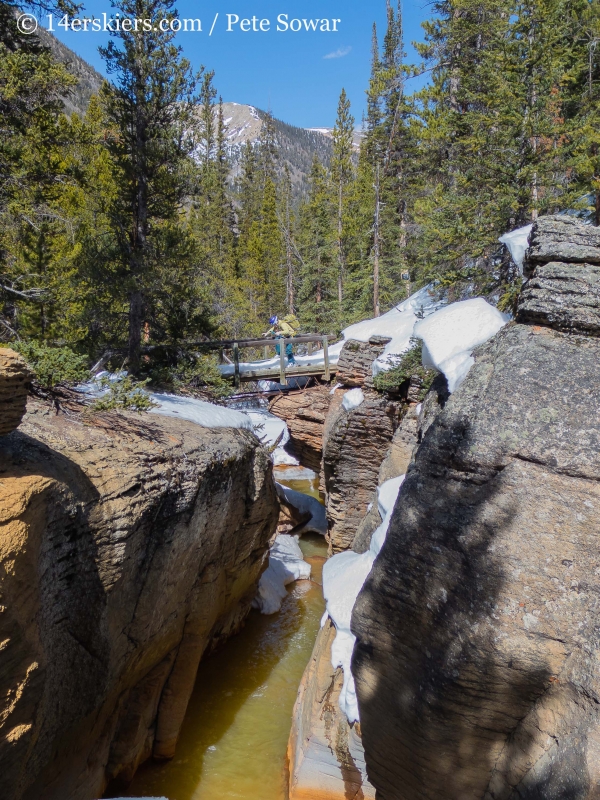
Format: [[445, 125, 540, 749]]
[[281, 314, 301, 333]]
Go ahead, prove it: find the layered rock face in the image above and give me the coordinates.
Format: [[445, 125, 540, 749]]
[[323, 390, 403, 554], [352, 217, 600, 800], [269, 386, 331, 472], [287, 620, 375, 800], [0, 349, 30, 435], [352, 404, 421, 555], [322, 336, 406, 554], [519, 216, 600, 335], [0, 403, 278, 800], [524, 214, 600, 273], [336, 336, 392, 388]]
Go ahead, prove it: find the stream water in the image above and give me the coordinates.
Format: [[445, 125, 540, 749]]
[[107, 466, 327, 800]]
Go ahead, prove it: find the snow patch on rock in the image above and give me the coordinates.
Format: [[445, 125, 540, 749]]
[[254, 534, 311, 615], [322, 475, 405, 722], [342, 388, 365, 412], [246, 408, 299, 465], [275, 482, 327, 536], [499, 224, 533, 273], [341, 285, 445, 375], [150, 393, 253, 429], [414, 298, 508, 392]]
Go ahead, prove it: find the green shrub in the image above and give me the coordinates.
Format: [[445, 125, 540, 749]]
[[373, 338, 436, 401], [92, 375, 158, 413], [11, 341, 89, 389], [497, 277, 522, 315], [149, 354, 233, 399]]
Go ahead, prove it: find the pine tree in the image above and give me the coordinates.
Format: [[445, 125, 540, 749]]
[[297, 158, 337, 332], [261, 176, 286, 315], [0, 16, 77, 340], [331, 89, 355, 309], [349, 0, 414, 318], [99, 0, 200, 372], [198, 70, 217, 192], [567, 1, 600, 222], [366, 23, 384, 150], [280, 164, 297, 314], [259, 111, 279, 184], [409, 0, 584, 289]]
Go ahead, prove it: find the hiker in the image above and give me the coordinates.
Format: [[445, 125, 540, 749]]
[[264, 314, 299, 364]]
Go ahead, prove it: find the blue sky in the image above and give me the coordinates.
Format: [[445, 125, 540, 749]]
[[44, 0, 431, 128]]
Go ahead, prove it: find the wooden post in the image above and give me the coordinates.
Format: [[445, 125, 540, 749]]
[[279, 340, 287, 386], [233, 342, 240, 389], [308, 341, 313, 356], [323, 335, 330, 382]]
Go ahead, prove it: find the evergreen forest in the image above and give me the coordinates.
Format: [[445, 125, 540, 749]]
[[2, 0, 600, 384]]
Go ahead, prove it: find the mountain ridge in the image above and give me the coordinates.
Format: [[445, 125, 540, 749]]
[[38, 28, 336, 200]]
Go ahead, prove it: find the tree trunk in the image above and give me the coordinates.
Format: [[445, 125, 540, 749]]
[[128, 88, 149, 376], [373, 166, 381, 318], [286, 193, 295, 313], [128, 289, 143, 375], [337, 179, 344, 306]]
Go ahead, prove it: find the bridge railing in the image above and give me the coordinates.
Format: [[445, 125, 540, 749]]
[[91, 334, 337, 388], [223, 334, 336, 388]]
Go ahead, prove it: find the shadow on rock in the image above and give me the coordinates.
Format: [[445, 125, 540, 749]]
[[352, 324, 600, 800]]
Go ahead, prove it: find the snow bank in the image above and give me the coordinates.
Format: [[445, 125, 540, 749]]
[[414, 298, 508, 393], [247, 409, 287, 445], [254, 534, 311, 615], [272, 449, 299, 466], [246, 409, 299, 465], [150, 393, 253, 429], [498, 224, 533, 274], [275, 482, 327, 536], [77, 370, 126, 396], [152, 397, 299, 464], [341, 285, 445, 375], [322, 475, 405, 722], [80, 375, 254, 430], [342, 388, 365, 412], [82, 376, 302, 467]]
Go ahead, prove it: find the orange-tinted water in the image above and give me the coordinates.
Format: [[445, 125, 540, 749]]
[[107, 469, 326, 800]]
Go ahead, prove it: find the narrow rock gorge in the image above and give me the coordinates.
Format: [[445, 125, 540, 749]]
[[5, 216, 600, 800], [352, 216, 600, 799], [0, 386, 278, 800], [282, 337, 419, 800]]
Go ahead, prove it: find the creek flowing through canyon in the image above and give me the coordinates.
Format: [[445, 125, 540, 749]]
[[105, 465, 327, 800]]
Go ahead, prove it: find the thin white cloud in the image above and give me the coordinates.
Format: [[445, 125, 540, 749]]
[[323, 46, 352, 60]]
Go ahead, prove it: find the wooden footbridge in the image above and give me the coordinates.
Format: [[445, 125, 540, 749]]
[[207, 334, 337, 388], [93, 334, 337, 390]]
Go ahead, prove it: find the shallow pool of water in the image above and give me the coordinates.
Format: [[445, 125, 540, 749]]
[[273, 464, 323, 503], [108, 472, 326, 800]]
